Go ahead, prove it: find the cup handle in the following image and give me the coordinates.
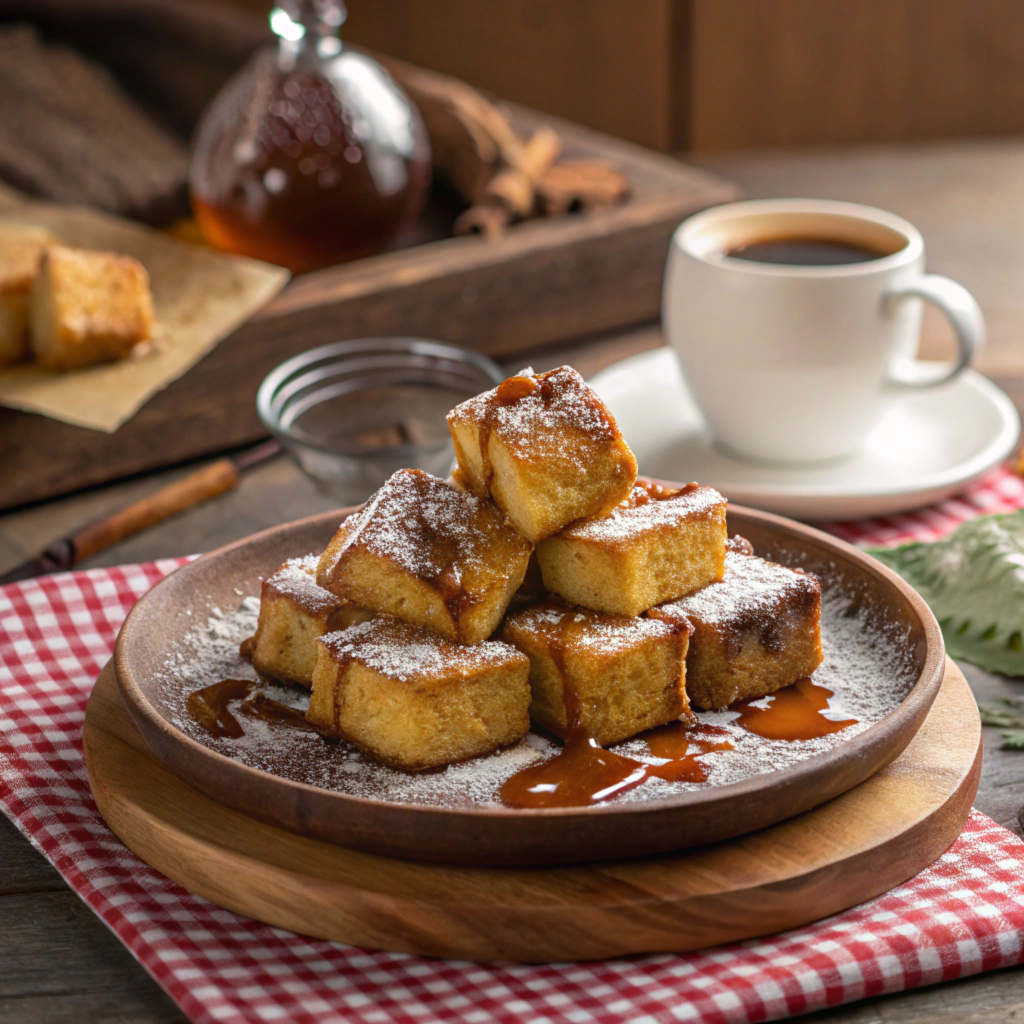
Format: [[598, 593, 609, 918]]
[[883, 274, 984, 389]]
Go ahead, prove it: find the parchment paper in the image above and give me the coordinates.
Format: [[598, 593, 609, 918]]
[[0, 191, 288, 432]]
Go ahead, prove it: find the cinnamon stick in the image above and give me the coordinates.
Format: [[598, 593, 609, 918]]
[[538, 161, 631, 216], [455, 126, 562, 237], [71, 459, 239, 562], [369, 48, 630, 234], [373, 52, 525, 204], [486, 126, 561, 216]]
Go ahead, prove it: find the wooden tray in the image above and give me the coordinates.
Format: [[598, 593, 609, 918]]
[[0, 106, 738, 511], [85, 656, 980, 962]]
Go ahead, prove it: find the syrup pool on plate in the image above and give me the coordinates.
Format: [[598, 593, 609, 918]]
[[180, 660, 862, 810], [498, 680, 857, 809], [187, 678, 327, 740], [733, 678, 858, 741], [163, 591, 906, 810]]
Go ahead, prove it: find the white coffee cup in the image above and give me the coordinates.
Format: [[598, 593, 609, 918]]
[[662, 199, 984, 464]]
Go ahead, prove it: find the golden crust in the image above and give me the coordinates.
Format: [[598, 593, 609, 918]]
[[308, 617, 531, 771], [250, 555, 373, 687], [447, 366, 637, 542], [649, 551, 824, 710], [0, 223, 55, 295], [537, 481, 728, 617], [0, 224, 56, 367], [247, 365, 830, 772], [317, 469, 532, 645], [502, 600, 694, 746], [30, 244, 154, 371]]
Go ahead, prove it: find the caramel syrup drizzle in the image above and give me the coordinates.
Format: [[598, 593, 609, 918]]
[[475, 370, 618, 498], [186, 678, 329, 740], [200, 619, 856, 797], [186, 679, 253, 739], [733, 678, 858, 740], [642, 722, 734, 783], [499, 608, 736, 810], [630, 478, 695, 505], [475, 372, 544, 495], [500, 677, 858, 809], [500, 608, 858, 809]]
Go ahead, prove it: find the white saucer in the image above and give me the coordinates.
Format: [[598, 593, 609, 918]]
[[589, 347, 1020, 521]]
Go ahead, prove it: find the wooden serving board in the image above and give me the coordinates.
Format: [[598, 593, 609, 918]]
[[0, 106, 738, 512], [85, 657, 981, 963]]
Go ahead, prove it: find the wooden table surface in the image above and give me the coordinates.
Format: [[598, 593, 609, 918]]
[[4, 139, 1024, 1022]]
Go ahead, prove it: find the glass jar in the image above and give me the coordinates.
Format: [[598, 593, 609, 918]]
[[189, 0, 431, 272], [257, 338, 504, 503]]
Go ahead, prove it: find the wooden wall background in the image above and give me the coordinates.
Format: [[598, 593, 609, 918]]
[[689, 0, 1024, 151], [226, 0, 1024, 152], [347, 0, 687, 153]]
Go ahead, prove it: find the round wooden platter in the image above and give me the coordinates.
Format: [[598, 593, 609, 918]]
[[85, 656, 981, 963], [113, 504, 947, 866]]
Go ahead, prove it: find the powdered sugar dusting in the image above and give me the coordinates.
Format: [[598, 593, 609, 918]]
[[265, 555, 341, 616], [656, 551, 818, 626], [450, 366, 619, 465], [507, 603, 677, 655], [562, 484, 725, 544], [342, 469, 527, 585], [320, 617, 525, 683], [154, 574, 915, 808]]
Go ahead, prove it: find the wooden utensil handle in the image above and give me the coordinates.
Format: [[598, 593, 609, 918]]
[[71, 460, 239, 563]]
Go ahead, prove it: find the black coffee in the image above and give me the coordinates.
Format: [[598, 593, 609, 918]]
[[724, 237, 889, 266]]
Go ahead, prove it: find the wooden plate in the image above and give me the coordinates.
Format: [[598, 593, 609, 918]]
[[87, 656, 979, 961], [114, 502, 945, 866]]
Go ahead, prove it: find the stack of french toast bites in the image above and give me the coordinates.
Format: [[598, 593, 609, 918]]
[[246, 366, 825, 779]]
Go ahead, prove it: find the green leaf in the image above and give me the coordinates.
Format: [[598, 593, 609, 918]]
[[868, 510, 1024, 676], [1001, 729, 1024, 750], [979, 698, 1024, 729]]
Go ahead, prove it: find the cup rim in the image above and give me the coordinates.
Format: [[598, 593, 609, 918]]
[[673, 198, 924, 278]]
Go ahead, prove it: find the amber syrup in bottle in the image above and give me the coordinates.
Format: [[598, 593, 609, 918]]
[[189, 0, 431, 272]]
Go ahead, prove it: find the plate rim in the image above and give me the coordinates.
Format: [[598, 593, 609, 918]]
[[589, 347, 1020, 501], [113, 501, 945, 860]]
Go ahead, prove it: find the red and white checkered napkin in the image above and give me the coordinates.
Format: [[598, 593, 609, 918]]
[[818, 463, 1024, 546], [3, 468, 1024, 1024]]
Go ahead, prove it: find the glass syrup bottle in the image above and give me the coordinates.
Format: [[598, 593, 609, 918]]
[[189, 0, 431, 272]]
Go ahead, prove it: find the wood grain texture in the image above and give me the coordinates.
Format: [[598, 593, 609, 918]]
[[246, 0, 1024, 153], [2, 416, 1020, 1014], [5, 133, 1024, 1014], [0, 328, 655, 577], [0, 889, 170, 999], [12, 135, 1024, 517], [343, 0, 680, 152], [799, 965, 1024, 1023], [690, 0, 1024, 152], [85, 657, 979, 961], [0, 109, 736, 513]]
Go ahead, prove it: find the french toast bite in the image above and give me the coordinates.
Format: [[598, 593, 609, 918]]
[[501, 601, 694, 747], [249, 555, 373, 687], [0, 224, 55, 366], [649, 551, 823, 710], [31, 244, 154, 371], [308, 617, 531, 771], [536, 480, 728, 617], [447, 365, 637, 542], [317, 469, 532, 644]]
